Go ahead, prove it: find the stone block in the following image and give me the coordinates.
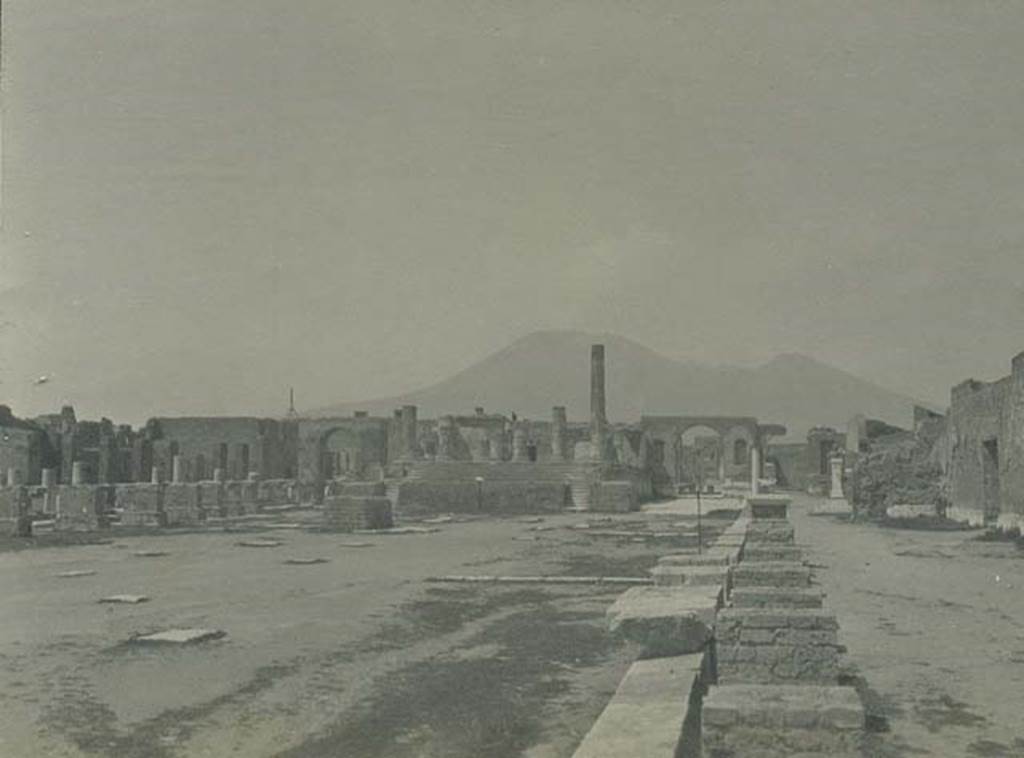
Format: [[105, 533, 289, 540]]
[[340, 481, 387, 497], [323, 495, 394, 532], [741, 544, 805, 563], [651, 564, 730, 590], [0, 486, 32, 536], [571, 653, 706, 758], [162, 483, 202, 526], [55, 486, 110, 531], [607, 586, 721, 657], [730, 587, 824, 609], [197, 482, 226, 518], [746, 521, 795, 544], [658, 550, 733, 568], [732, 562, 811, 588], [745, 495, 791, 520], [885, 503, 938, 519], [702, 684, 864, 758], [114, 484, 164, 527]]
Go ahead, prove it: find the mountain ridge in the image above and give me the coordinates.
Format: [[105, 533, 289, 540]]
[[308, 330, 937, 440]]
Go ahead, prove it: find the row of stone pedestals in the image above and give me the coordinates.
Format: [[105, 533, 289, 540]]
[[574, 495, 866, 758], [0, 478, 303, 534]]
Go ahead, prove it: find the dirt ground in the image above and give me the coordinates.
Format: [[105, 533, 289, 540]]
[[792, 494, 1024, 758], [0, 510, 729, 758]]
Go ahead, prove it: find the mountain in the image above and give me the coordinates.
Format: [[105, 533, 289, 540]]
[[309, 330, 934, 440]]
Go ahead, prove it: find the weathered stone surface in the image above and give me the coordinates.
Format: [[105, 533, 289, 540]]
[[571, 654, 705, 758], [730, 587, 824, 609], [607, 586, 721, 657], [732, 562, 811, 588], [0, 486, 32, 536], [702, 684, 864, 758]]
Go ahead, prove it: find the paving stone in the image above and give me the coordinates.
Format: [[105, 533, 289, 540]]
[[131, 628, 226, 645]]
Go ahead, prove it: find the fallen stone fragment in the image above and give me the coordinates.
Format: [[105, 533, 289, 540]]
[[422, 515, 453, 524], [284, 557, 329, 565], [56, 570, 96, 578], [530, 525, 556, 532], [131, 628, 226, 645], [607, 586, 722, 657], [265, 522, 303, 529], [337, 542, 374, 548], [353, 526, 438, 535], [99, 595, 149, 604], [133, 550, 169, 557], [236, 539, 283, 548]]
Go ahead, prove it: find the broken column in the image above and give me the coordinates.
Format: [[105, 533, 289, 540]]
[[751, 444, 761, 495], [436, 415, 456, 461], [512, 424, 529, 462], [151, 466, 162, 485], [829, 455, 844, 499], [402, 405, 420, 459], [551, 406, 567, 461], [70, 461, 87, 486], [172, 455, 185, 484], [213, 467, 225, 483], [590, 344, 608, 462]]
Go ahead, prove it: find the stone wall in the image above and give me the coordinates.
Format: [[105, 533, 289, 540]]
[[322, 495, 393, 531], [396, 479, 568, 515]]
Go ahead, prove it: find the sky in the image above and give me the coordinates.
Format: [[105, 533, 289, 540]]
[[2, 1, 1024, 426]]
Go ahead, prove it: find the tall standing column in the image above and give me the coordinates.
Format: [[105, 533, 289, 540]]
[[512, 425, 528, 462], [750, 445, 761, 495], [172, 455, 185, 484], [551, 406, 567, 461], [590, 344, 608, 462], [402, 405, 420, 459], [70, 461, 86, 486]]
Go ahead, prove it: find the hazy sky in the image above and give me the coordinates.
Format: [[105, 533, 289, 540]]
[[3, 1, 1024, 425]]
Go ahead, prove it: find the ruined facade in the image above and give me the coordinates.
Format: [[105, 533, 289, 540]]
[[944, 351, 1024, 529]]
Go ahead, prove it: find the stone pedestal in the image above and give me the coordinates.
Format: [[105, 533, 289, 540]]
[[829, 455, 845, 499]]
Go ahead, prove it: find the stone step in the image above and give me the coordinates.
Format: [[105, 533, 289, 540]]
[[741, 544, 806, 563], [650, 564, 730, 589]]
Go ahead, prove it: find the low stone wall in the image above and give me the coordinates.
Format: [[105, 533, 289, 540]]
[[946, 505, 986, 527], [396, 479, 568, 515], [323, 495, 393, 531]]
